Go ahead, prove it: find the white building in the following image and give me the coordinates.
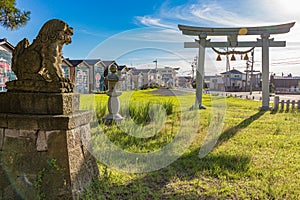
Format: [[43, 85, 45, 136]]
[[157, 67, 179, 88]]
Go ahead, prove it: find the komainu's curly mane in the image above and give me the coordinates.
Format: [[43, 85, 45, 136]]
[[8, 19, 74, 93]]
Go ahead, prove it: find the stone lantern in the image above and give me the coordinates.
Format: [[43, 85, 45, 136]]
[[103, 65, 123, 124]]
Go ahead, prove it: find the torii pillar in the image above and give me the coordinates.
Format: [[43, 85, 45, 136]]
[[261, 33, 270, 109], [179, 22, 295, 110], [195, 34, 207, 109]]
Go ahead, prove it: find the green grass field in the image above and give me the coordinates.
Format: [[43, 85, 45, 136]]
[[81, 89, 300, 199]]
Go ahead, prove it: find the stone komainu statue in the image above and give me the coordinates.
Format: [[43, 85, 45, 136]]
[[7, 19, 74, 93]]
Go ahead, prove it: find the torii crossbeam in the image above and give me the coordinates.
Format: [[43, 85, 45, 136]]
[[178, 22, 295, 110]]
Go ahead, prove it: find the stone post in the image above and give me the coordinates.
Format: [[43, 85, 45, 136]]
[[286, 100, 290, 111], [280, 100, 285, 110], [273, 96, 279, 111], [291, 100, 295, 110]]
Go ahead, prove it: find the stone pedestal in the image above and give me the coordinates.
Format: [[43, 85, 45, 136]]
[[103, 90, 123, 125], [0, 92, 99, 199]]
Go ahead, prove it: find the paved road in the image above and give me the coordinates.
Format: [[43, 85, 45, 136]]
[[174, 88, 300, 102], [224, 91, 300, 102]]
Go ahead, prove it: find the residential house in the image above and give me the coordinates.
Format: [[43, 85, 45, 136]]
[[118, 65, 134, 91], [0, 38, 15, 92], [141, 69, 152, 87], [62, 59, 121, 93], [131, 68, 143, 89], [207, 75, 225, 91], [270, 74, 300, 94], [246, 70, 262, 91], [149, 69, 162, 87], [218, 68, 262, 92], [62, 58, 75, 82], [64, 59, 91, 94], [158, 67, 179, 88], [177, 76, 192, 88], [84, 59, 105, 92], [220, 69, 244, 92], [204, 75, 216, 89]]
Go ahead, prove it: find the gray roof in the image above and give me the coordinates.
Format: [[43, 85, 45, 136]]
[[84, 59, 101, 65], [131, 68, 151, 75], [67, 59, 84, 66], [102, 61, 116, 67], [221, 69, 243, 75], [0, 38, 14, 51], [118, 65, 127, 71]]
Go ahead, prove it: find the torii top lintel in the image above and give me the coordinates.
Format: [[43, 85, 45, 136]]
[[178, 22, 295, 36]]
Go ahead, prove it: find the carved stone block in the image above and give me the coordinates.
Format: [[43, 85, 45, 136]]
[[0, 111, 99, 199], [0, 92, 80, 115]]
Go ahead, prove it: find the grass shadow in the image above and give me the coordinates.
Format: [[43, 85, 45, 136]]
[[84, 151, 251, 199], [169, 150, 251, 178], [270, 109, 278, 114], [217, 110, 266, 147]]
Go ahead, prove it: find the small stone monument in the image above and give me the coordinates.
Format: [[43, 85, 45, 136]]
[[102, 65, 123, 124], [0, 19, 99, 199]]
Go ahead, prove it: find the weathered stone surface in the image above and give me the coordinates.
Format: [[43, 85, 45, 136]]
[[6, 79, 74, 93], [66, 124, 100, 196], [4, 129, 20, 138], [0, 129, 4, 151], [0, 92, 80, 115], [7, 19, 74, 93], [0, 114, 7, 128], [2, 134, 37, 153], [6, 114, 39, 130], [0, 110, 92, 131], [0, 124, 99, 199], [19, 130, 38, 141], [0, 107, 98, 199], [36, 131, 48, 151]]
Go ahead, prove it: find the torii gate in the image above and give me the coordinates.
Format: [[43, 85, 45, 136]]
[[178, 22, 295, 110]]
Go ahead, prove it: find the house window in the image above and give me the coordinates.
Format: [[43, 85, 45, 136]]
[[94, 65, 104, 91], [76, 68, 89, 94], [61, 66, 69, 78]]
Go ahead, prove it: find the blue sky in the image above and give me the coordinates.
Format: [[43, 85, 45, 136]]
[[1, 0, 300, 75]]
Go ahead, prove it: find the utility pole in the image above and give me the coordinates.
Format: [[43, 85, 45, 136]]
[[245, 62, 249, 92], [249, 50, 254, 95]]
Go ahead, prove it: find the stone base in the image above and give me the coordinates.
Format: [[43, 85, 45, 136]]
[[0, 92, 79, 115], [6, 80, 74, 93], [102, 113, 123, 125], [199, 105, 207, 109], [0, 111, 99, 199], [189, 104, 206, 110], [259, 106, 272, 111]]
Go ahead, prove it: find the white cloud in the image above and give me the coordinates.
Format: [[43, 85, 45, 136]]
[[135, 1, 276, 29], [131, 0, 300, 75], [135, 16, 174, 29]]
